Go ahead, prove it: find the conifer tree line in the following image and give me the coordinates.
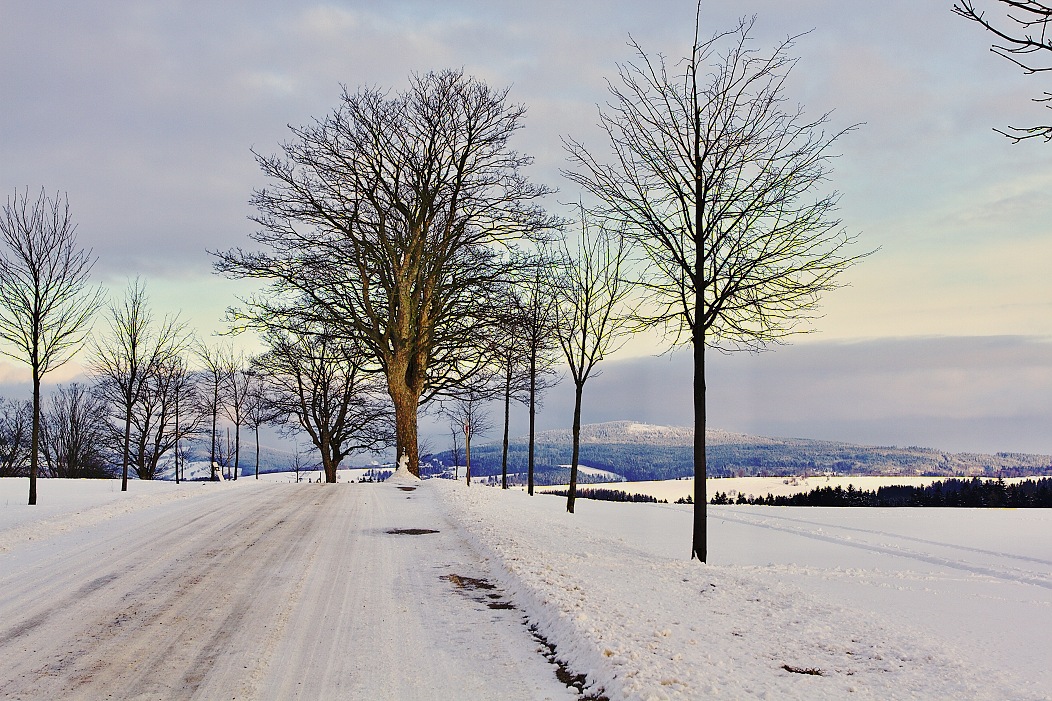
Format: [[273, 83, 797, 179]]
[[3, 4, 868, 565], [712, 477, 1052, 508]]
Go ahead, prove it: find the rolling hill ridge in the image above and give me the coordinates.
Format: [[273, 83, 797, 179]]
[[431, 421, 1052, 484]]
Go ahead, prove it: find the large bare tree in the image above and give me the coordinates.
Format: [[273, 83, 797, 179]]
[[954, 1, 1052, 141], [551, 216, 632, 513], [0, 189, 103, 504], [216, 70, 556, 476], [254, 324, 393, 483], [91, 279, 187, 490], [564, 14, 865, 560]]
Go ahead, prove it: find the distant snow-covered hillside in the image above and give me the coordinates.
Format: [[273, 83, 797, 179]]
[[432, 420, 1052, 483], [531, 420, 779, 447]]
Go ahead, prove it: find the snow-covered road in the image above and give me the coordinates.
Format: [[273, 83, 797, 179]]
[[0, 478, 574, 700]]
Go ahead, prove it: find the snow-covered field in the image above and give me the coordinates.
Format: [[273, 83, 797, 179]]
[[1, 476, 1049, 700], [539, 474, 1041, 503], [446, 481, 1052, 700]]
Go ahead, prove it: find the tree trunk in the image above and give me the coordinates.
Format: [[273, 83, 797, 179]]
[[233, 423, 240, 480], [121, 404, 131, 492], [209, 382, 218, 481], [390, 385, 420, 476], [175, 393, 180, 484], [527, 346, 537, 496], [567, 380, 584, 514], [501, 361, 511, 489], [254, 425, 260, 479], [321, 440, 338, 483], [28, 370, 40, 506], [465, 429, 471, 487], [693, 327, 707, 562]]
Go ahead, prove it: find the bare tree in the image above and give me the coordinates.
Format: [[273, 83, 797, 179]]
[[493, 287, 532, 489], [166, 355, 201, 484], [124, 353, 199, 480], [243, 368, 281, 479], [564, 13, 866, 559], [91, 279, 187, 490], [0, 189, 104, 504], [220, 353, 252, 480], [254, 324, 394, 483], [551, 216, 632, 514], [515, 255, 563, 495], [216, 70, 557, 476], [39, 383, 113, 479], [447, 415, 464, 480], [954, 1, 1052, 141], [441, 390, 493, 486], [195, 342, 233, 481], [0, 397, 32, 477]]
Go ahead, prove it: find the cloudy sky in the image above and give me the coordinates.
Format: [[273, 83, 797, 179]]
[[3, 1, 1052, 454]]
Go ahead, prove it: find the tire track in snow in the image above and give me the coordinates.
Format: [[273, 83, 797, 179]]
[[1, 480, 579, 701], [0, 484, 329, 699]]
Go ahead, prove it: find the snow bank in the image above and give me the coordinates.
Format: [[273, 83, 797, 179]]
[[435, 480, 1050, 700], [0, 478, 216, 553]]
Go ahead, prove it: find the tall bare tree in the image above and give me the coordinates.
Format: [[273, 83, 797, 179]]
[[954, 1, 1052, 141], [493, 287, 531, 489], [243, 368, 281, 479], [254, 324, 393, 483], [91, 279, 187, 490], [551, 216, 632, 514], [216, 70, 557, 476], [195, 342, 233, 481], [564, 13, 865, 560], [166, 355, 199, 484], [447, 415, 464, 480], [220, 353, 252, 480], [516, 255, 562, 495], [0, 189, 104, 504]]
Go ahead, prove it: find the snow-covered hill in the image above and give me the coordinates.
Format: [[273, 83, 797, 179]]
[[530, 420, 779, 447]]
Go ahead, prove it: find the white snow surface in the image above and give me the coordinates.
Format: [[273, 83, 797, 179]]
[[438, 481, 1052, 701], [1, 476, 1049, 700]]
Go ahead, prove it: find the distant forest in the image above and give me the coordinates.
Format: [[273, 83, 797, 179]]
[[712, 477, 1052, 508], [543, 487, 666, 504]]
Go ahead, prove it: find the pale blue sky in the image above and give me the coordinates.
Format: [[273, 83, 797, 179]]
[[2, 1, 1052, 453]]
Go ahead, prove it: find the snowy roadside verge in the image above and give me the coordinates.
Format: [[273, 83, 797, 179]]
[[433, 479, 1042, 701], [0, 478, 236, 553]]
